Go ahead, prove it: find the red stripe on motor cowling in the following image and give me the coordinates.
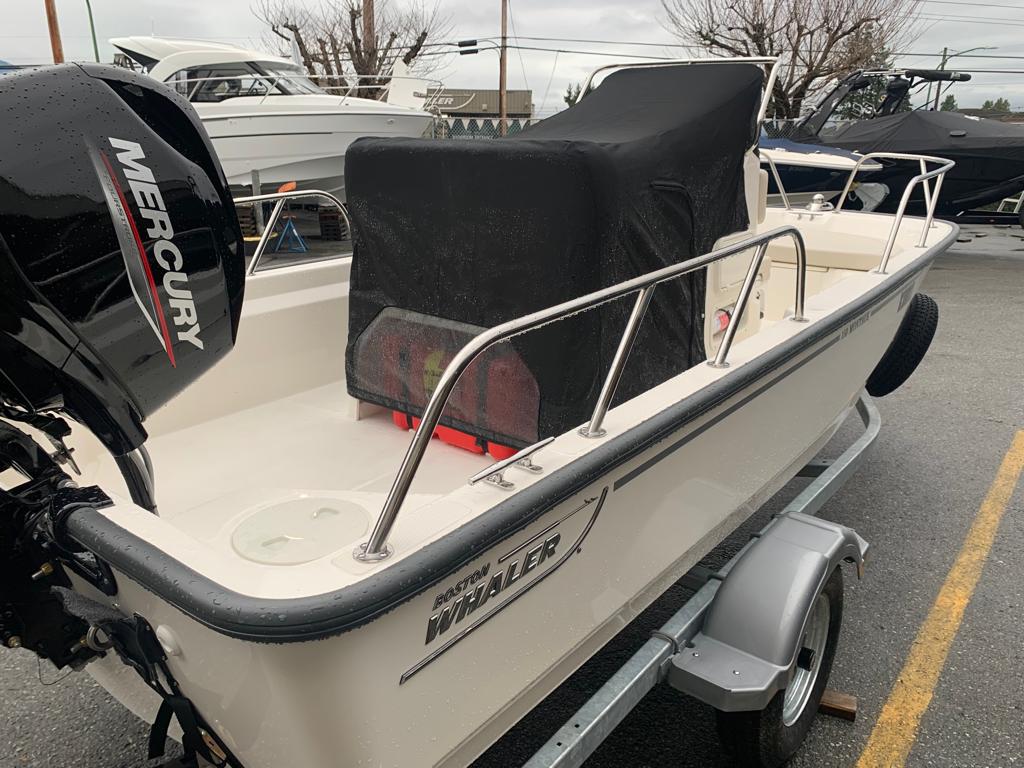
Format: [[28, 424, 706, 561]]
[[99, 151, 177, 367]]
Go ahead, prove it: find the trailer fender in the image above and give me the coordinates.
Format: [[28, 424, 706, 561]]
[[667, 512, 868, 712]]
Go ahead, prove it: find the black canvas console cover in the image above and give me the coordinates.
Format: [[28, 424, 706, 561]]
[[346, 62, 763, 447]]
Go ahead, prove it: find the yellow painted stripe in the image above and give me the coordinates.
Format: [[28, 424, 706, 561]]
[[857, 430, 1024, 768]]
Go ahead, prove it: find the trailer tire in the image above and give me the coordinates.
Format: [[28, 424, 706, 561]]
[[866, 293, 938, 398], [715, 567, 844, 768]]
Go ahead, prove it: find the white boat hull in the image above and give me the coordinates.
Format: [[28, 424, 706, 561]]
[[75, 218, 943, 765], [198, 109, 435, 195]]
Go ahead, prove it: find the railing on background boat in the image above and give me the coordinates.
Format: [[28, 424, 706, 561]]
[[762, 151, 955, 274], [167, 71, 446, 108], [996, 192, 1024, 214], [233, 189, 350, 276], [354, 225, 809, 561]]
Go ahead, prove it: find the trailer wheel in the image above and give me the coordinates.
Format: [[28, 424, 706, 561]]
[[715, 567, 844, 768], [866, 293, 938, 398]]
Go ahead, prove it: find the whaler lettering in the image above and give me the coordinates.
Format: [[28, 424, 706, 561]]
[[425, 533, 560, 644]]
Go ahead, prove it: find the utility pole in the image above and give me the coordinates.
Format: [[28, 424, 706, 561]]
[[363, 0, 375, 51], [498, 0, 508, 136], [43, 0, 64, 64], [932, 46, 949, 111]]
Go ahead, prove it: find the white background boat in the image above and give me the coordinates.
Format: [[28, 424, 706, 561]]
[[111, 36, 438, 196]]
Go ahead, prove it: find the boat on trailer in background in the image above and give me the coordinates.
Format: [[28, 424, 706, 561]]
[[0, 57, 952, 768]]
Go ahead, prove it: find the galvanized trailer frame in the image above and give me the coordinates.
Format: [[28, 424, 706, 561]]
[[523, 392, 880, 768]]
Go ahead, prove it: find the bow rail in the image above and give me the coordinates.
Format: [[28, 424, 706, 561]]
[[834, 152, 955, 273]]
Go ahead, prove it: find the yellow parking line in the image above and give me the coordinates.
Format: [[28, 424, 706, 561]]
[[857, 430, 1024, 768]]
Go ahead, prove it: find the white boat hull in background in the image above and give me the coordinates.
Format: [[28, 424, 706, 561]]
[[106, 36, 439, 197], [198, 108, 435, 195]]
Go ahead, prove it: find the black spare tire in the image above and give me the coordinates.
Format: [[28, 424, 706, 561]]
[[866, 293, 938, 397]]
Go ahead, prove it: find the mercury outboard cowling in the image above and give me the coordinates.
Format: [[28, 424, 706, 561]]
[[0, 64, 244, 455]]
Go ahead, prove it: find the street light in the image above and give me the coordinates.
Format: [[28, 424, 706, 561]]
[[84, 0, 100, 62], [932, 45, 996, 110]]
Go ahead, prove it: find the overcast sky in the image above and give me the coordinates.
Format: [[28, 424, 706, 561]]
[[6, 0, 1024, 113]]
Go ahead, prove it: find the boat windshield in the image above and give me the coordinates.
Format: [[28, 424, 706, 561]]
[[166, 61, 326, 102], [257, 64, 324, 95]]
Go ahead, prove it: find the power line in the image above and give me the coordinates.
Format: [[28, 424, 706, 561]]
[[923, 0, 1024, 10], [539, 50, 560, 112], [483, 36, 1024, 61], [508, 35, 685, 49], [932, 68, 1024, 73], [920, 8, 1024, 21], [471, 42, 676, 60], [913, 52, 1024, 58], [506, 0, 530, 92], [919, 12, 1024, 25]]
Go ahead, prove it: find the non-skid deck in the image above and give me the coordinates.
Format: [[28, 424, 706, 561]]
[[83, 382, 493, 565]]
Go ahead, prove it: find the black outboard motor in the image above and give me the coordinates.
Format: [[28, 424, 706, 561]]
[[0, 64, 244, 460], [0, 67, 244, 750]]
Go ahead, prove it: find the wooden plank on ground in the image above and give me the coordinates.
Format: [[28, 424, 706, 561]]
[[820, 689, 858, 722]]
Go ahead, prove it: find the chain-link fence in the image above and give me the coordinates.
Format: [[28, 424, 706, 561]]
[[430, 117, 544, 140]]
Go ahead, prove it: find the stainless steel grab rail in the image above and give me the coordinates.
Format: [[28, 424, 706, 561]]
[[233, 190, 351, 275], [833, 152, 955, 273], [580, 57, 782, 128], [355, 225, 808, 561], [171, 72, 445, 107], [759, 151, 792, 210]]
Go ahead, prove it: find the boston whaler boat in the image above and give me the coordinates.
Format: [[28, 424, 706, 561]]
[[1, 57, 952, 768]]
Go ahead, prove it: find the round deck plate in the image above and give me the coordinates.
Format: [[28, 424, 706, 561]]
[[231, 495, 369, 565]]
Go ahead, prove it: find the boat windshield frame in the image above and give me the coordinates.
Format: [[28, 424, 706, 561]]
[[166, 61, 327, 103]]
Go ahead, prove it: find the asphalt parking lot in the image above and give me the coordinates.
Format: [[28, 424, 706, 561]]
[[2, 225, 1023, 768]]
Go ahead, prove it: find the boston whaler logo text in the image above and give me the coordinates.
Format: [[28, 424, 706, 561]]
[[426, 532, 561, 644], [402, 494, 603, 684], [92, 137, 203, 366]]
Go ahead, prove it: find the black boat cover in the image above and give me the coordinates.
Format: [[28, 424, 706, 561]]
[[821, 110, 1024, 212], [825, 109, 1024, 158], [345, 62, 763, 448]]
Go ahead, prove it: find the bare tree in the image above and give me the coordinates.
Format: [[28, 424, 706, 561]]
[[661, 0, 922, 118], [253, 0, 451, 99]]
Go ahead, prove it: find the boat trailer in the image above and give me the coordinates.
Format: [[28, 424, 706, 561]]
[[522, 391, 879, 768]]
